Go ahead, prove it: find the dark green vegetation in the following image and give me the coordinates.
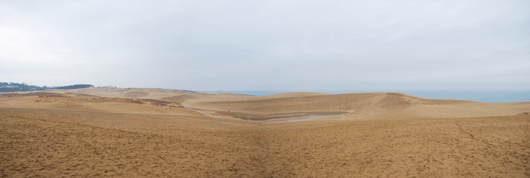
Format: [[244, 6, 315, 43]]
[[0, 82, 93, 92]]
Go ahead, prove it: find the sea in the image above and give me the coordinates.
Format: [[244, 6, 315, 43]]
[[204, 90, 530, 103]]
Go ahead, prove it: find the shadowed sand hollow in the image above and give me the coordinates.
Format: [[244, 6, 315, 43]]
[[1, 88, 529, 177]]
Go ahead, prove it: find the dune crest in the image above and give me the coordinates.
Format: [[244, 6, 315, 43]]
[[1, 88, 529, 177]]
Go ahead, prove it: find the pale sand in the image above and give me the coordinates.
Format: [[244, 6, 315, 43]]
[[1, 88, 529, 177]]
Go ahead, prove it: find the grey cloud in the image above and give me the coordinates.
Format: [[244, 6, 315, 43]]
[[1, 0, 529, 90]]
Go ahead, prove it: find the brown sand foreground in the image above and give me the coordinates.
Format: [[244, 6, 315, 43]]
[[1, 88, 529, 177]]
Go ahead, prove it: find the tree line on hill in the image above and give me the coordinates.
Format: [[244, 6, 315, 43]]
[[0, 82, 94, 92]]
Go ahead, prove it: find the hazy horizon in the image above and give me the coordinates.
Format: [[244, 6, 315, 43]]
[[2, 0, 529, 91], [2, 81, 529, 102]]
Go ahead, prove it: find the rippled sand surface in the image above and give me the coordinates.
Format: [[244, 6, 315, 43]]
[[1, 88, 529, 177]]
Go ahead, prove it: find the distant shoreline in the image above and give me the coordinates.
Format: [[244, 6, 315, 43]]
[[2, 82, 528, 102], [204, 90, 530, 103]]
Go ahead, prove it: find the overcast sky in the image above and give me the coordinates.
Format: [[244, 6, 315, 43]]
[[1, 0, 529, 91]]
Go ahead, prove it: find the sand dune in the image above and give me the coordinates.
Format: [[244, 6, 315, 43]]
[[1, 88, 529, 177], [185, 92, 529, 120]]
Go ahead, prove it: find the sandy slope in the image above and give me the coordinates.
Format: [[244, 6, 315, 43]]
[[1, 88, 529, 177], [185, 92, 529, 120]]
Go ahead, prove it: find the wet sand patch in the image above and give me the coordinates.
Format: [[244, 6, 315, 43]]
[[215, 111, 347, 122], [248, 115, 325, 123]]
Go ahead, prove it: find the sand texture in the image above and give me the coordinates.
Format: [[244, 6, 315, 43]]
[[1, 88, 529, 177]]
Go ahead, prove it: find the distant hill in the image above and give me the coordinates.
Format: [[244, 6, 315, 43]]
[[0, 82, 93, 92]]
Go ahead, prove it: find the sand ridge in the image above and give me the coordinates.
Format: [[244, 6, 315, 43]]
[[1, 88, 530, 177]]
